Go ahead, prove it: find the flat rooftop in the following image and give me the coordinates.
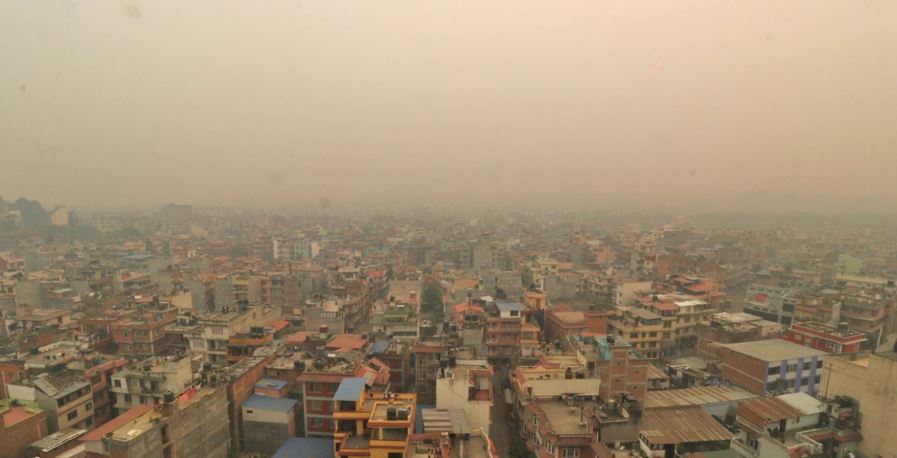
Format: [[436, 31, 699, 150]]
[[645, 386, 757, 410], [720, 339, 828, 362], [532, 400, 601, 436]]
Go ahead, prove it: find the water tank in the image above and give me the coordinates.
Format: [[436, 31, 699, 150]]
[[387, 407, 398, 421]]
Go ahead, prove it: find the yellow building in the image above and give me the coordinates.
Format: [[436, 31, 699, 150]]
[[332, 377, 417, 458]]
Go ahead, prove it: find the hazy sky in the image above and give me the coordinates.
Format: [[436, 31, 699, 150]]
[[1, 1, 896, 211]]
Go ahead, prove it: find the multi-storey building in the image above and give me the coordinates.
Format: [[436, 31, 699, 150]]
[[8, 370, 94, 432], [435, 359, 493, 434], [184, 304, 281, 364], [697, 312, 783, 360], [717, 339, 827, 396], [486, 301, 523, 361], [411, 341, 446, 405], [110, 303, 178, 359], [109, 355, 193, 415], [607, 306, 664, 359], [782, 321, 866, 354], [332, 381, 417, 458], [569, 334, 650, 404]]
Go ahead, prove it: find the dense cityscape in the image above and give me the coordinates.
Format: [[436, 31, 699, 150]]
[[0, 200, 894, 457]]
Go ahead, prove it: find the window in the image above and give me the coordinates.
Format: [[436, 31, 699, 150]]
[[803, 361, 811, 371], [562, 448, 580, 458], [67, 410, 78, 420], [113, 379, 122, 388], [787, 363, 797, 373], [124, 394, 132, 403], [85, 402, 92, 410], [768, 366, 779, 376], [310, 400, 323, 411]]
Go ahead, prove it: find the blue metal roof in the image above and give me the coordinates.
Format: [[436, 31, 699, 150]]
[[273, 438, 333, 458], [241, 394, 297, 413], [333, 377, 366, 402], [496, 301, 522, 312], [369, 340, 389, 355], [255, 378, 288, 391]]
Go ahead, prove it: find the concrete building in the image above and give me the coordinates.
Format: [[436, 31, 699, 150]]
[[241, 394, 298, 455], [697, 312, 783, 360], [411, 341, 446, 405], [435, 359, 492, 434], [821, 348, 897, 458], [109, 355, 193, 415], [718, 340, 827, 396], [110, 305, 178, 359], [607, 306, 664, 359], [8, 370, 94, 432], [332, 386, 417, 458]]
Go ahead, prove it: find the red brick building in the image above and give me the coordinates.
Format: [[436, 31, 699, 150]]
[[782, 321, 866, 354]]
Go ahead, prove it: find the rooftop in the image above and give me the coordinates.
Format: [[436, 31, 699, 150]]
[[333, 377, 366, 402], [640, 407, 733, 445], [720, 339, 828, 362], [644, 386, 757, 410], [533, 399, 601, 436], [273, 438, 334, 458], [81, 405, 154, 442], [242, 394, 297, 413], [30, 428, 87, 452]]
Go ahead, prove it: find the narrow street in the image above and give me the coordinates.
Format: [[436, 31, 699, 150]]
[[490, 365, 512, 457]]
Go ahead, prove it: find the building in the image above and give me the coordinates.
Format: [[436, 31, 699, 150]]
[[0, 398, 48, 458], [331, 382, 417, 458], [639, 407, 733, 457], [821, 347, 897, 457], [718, 340, 827, 396], [607, 306, 664, 359], [733, 393, 860, 458], [511, 355, 600, 427], [523, 396, 603, 458], [543, 308, 610, 343], [415, 409, 499, 458], [110, 304, 178, 359], [782, 321, 866, 354], [435, 359, 493, 434], [411, 341, 446, 405], [370, 299, 420, 342], [298, 355, 365, 437], [241, 394, 299, 455], [697, 312, 783, 360], [8, 370, 94, 432], [485, 301, 522, 360], [568, 334, 650, 404], [109, 355, 193, 415], [743, 285, 799, 325], [184, 304, 281, 364]]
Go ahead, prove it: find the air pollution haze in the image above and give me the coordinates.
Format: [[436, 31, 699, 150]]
[[1, 1, 896, 212]]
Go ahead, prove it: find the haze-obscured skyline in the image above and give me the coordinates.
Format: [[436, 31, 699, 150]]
[[2, 1, 896, 211]]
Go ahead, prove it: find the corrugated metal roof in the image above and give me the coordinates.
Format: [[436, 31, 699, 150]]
[[645, 386, 757, 409], [332, 377, 366, 402], [641, 407, 733, 445]]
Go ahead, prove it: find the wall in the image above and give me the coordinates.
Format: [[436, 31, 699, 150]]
[[436, 378, 490, 433], [822, 353, 897, 458], [0, 408, 48, 458]]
